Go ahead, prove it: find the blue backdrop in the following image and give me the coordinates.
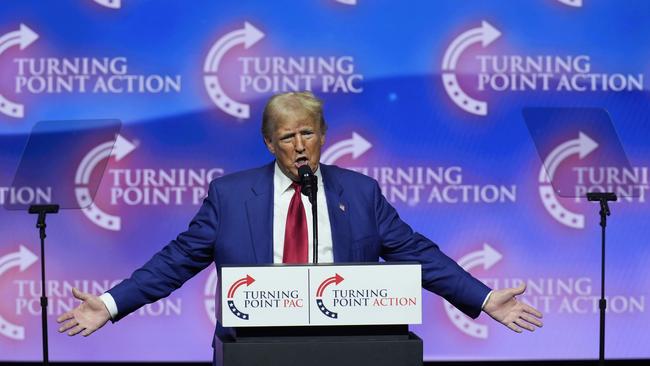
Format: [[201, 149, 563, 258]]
[[1, 0, 649, 361]]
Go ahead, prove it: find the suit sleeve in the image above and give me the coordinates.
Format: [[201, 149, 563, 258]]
[[107, 180, 220, 321], [372, 180, 490, 319]]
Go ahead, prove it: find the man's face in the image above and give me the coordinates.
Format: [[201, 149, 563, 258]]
[[264, 113, 325, 181]]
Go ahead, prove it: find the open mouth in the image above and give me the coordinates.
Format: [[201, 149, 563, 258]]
[[295, 157, 309, 168]]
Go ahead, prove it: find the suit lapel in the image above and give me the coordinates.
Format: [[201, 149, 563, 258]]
[[245, 163, 274, 264], [321, 165, 353, 262]]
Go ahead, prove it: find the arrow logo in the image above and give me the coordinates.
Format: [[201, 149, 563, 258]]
[[227, 274, 255, 299], [315, 273, 344, 319], [316, 273, 344, 297], [442, 21, 500, 71], [0, 245, 38, 340], [456, 243, 502, 271], [92, 0, 122, 9], [320, 132, 372, 165], [0, 24, 39, 118], [75, 134, 136, 231], [557, 0, 583, 7], [226, 275, 255, 320], [75, 134, 135, 185], [441, 21, 501, 116], [538, 132, 598, 229], [0, 245, 38, 276], [203, 22, 265, 119], [539, 132, 597, 183], [444, 243, 502, 339]]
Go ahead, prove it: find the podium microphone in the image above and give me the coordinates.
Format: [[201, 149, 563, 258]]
[[298, 165, 318, 263], [298, 165, 317, 204]]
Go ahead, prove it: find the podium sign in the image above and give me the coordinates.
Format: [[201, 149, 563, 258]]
[[220, 263, 422, 327]]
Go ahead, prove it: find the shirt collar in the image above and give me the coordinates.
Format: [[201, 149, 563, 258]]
[[273, 161, 322, 196]]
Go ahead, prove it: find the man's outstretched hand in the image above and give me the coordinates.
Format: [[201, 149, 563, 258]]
[[57, 288, 110, 337], [483, 283, 543, 333]]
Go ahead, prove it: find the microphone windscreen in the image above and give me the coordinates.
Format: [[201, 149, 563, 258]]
[[298, 165, 313, 179]]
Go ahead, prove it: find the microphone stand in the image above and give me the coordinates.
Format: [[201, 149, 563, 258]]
[[298, 166, 318, 264], [309, 185, 318, 264], [28, 204, 60, 366], [586, 192, 617, 366]]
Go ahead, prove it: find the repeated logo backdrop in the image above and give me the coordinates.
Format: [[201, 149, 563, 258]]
[[1, 0, 649, 362]]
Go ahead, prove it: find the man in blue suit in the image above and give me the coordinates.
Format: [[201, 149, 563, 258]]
[[57, 92, 542, 351]]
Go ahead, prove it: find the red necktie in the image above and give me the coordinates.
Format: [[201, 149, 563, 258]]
[[283, 182, 308, 263]]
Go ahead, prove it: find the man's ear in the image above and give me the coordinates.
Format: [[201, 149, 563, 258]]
[[264, 136, 275, 155]]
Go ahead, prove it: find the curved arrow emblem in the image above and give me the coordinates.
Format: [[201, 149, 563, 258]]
[[227, 275, 255, 298], [444, 243, 501, 339], [315, 273, 344, 319], [321, 132, 372, 165], [93, 0, 122, 9], [0, 24, 39, 118], [441, 21, 500, 116], [226, 275, 255, 320], [0, 245, 38, 340], [75, 134, 136, 231], [557, 0, 583, 7], [538, 132, 598, 229], [203, 22, 265, 119]]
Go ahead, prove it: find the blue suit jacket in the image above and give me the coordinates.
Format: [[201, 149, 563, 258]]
[[108, 162, 490, 336]]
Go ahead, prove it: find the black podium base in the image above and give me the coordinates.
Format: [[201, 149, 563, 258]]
[[216, 325, 423, 366]]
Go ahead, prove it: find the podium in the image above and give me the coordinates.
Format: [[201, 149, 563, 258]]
[[214, 263, 424, 366]]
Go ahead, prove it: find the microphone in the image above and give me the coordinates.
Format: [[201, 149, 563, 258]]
[[298, 165, 317, 204]]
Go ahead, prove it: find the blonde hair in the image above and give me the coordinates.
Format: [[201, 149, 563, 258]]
[[262, 91, 327, 139]]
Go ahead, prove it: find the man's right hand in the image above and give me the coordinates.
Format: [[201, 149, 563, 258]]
[[57, 287, 110, 337]]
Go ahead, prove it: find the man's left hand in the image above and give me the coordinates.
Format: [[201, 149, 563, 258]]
[[483, 282, 543, 333]]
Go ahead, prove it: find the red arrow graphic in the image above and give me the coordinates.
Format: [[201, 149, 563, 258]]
[[316, 273, 344, 297], [227, 274, 255, 298]]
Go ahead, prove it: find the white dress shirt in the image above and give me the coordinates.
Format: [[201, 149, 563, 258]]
[[272, 163, 333, 264]]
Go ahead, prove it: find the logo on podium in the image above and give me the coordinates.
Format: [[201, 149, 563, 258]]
[[226, 275, 256, 320], [315, 273, 344, 319]]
